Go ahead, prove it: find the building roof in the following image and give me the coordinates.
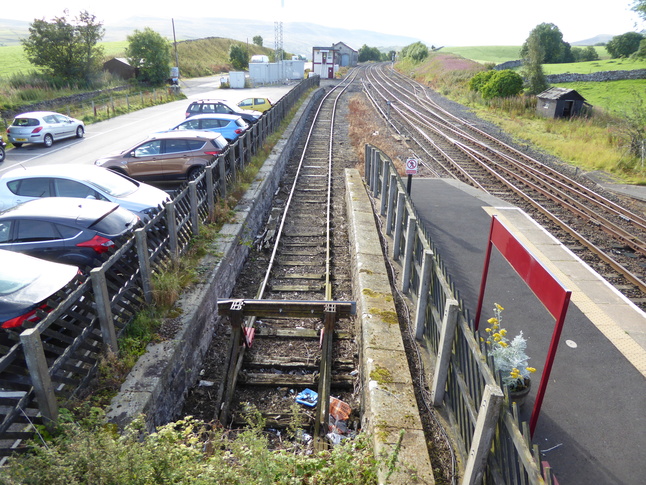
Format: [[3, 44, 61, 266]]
[[537, 87, 586, 101]]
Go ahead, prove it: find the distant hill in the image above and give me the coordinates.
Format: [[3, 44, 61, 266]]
[[571, 34, 614, 46], [0, 16, 420, 58]]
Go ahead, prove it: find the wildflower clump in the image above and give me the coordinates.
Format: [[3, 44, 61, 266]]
[[484, 303, 536, 391]]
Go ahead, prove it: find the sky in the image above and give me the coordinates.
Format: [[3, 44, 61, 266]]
[[5, 0, 644, 46]]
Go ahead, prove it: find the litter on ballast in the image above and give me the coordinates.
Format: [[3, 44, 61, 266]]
[[295, 388, 318, 407]]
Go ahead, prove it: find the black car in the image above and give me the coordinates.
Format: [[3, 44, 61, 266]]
[[185, 99, 262, 125], [0, 249, 79, 329], [0, 197, 138, 267], [0, 137, 6, 163]]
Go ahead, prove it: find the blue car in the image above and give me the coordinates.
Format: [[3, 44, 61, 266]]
[[168, 113, 249, 143]]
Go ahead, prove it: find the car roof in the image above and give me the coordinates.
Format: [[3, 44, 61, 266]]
[[1, 164, 115, 182], [185, 113, 243, 121], [150, 130, 226, 141], [14, 111, 61, 118], [0, 197, 120, 225]]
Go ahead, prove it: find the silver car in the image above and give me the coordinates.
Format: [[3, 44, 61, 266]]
[[7, 111, 85, 148], [0, 165, 170, 219]]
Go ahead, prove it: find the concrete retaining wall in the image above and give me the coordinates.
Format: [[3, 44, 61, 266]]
[[106, 87, 325, 431]]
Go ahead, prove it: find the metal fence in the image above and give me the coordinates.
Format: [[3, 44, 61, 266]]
[[364, 144, 555, 485], [0, 75, 320, 456]]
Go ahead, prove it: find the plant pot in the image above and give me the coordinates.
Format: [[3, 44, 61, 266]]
[[508, 378, 531, 407]]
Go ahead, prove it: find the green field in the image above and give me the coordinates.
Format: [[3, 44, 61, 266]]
[[0, 41, 129, 78], [543, 57, 646, 74], [439, 46, 521, 64], [553, 79, 646, 114]]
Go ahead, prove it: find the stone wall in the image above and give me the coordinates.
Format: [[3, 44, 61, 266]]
[[546, 69, 646, 83]]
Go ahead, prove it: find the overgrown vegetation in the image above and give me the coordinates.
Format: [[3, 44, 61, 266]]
[[0, 409, 380, 484]]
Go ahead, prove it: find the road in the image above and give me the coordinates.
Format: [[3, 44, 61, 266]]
[[0, 77, 297, 175]]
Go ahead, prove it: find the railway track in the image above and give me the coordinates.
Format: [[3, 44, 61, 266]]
[[195, 73, 363, 446], [362, 63, 646, 308]]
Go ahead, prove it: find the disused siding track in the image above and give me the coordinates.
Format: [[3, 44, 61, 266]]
[[212, 74, 361, 443], [363, 63, 646, 308]]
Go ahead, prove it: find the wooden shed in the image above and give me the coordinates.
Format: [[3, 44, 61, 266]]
[[536, 87, 587, 118], [103, 58, 137, 80]]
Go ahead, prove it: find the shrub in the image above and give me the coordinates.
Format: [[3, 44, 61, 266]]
[[468, 70, 496, 92], [480, 70, 524, 99]]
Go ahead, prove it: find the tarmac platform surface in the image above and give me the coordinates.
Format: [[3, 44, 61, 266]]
[[409, 178, 646, 485]]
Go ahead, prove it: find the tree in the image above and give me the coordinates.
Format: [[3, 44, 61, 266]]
[[480, 70, 524, 99], [520, 23, 572, 63], [229, 44, 248, 70], [126, 28, 172, 85], [522, 32, 549, 95], [468, 70, 496, 92], [252, 35, 263, 47], [358, 44, 381, 62], [633, 39, 646, 59], [606, 32, 644, 58], [21, 10, 104, 84], [633, 0, 646, 21], [401, 42, 429, 62]]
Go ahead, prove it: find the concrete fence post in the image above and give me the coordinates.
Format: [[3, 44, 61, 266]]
[[393, 191, 406, 260], [189, 181, 199, 237], [401, 215, 417, 294], [380, 160, 389, 215], [20, 328, 58, 426], [90, 267, 118, 352], [414, 249, 435, 340], [371, 150, 379, 193], [385, 173, 398, 236], [135, 228, 153, 304], [206, 165, 215, 213], [463, 384, 505, 485], [218, 156, 227, 199], [229, 147, 237, 186], [364, 145, 372, 182], [430, 299, 460, 405], [166, 201, 179, 264]]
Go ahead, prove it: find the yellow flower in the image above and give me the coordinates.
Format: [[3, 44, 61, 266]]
[[487, 317, 498, 324], [495, 303, 504, 311], [493, 333, 500, 339], [485, 328, 491, 333], [480, 337, 484, 342], [499, 342, 508, 348], [526, 367, 536, 373], [499, 329, 507, 336]]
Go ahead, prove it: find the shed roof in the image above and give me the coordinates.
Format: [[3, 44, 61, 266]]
[[537, 87, 586, 101]]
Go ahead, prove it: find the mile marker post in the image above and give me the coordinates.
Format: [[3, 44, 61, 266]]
[[405, 157, 418, 195]]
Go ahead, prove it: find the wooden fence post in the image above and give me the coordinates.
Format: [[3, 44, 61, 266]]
[[91, 267, 118, 353], [401, 215, 417, 294], [20, 329, 58, 426], [430, 299, 460, 405], [135, 228, 153, 304], [462, 384, 504, 485], [414, 249, 435, 340]]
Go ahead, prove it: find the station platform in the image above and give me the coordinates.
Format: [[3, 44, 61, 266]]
[[408, 178, 646, 484]]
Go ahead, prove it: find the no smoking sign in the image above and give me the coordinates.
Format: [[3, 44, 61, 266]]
[[405, 158, 418, 175]]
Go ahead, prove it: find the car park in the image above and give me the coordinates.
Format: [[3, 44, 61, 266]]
[[237, 97, 273, 113], [94, 131, 228, 181], [167, 113, 249, 142], [0, 197, 138, 268], [0, 249, 79, 329], [0, 165, 170, 219], [185, 99, 262, 125], [6, 111, 85, 148]]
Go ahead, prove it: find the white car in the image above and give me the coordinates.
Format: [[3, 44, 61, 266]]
[[0, 165, 170, 219], [6, 111, 85, 148]]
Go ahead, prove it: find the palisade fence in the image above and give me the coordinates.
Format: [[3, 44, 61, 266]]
[[364, 144, 555, 485], [0, 75, 319, 456]]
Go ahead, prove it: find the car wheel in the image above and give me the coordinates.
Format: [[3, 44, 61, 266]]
[[187, 167, 202, 181], [12, 143, 22, 148], [43, 134, 54, 148], [76, 126, 85, 138], [0, 147, 4, 163]]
